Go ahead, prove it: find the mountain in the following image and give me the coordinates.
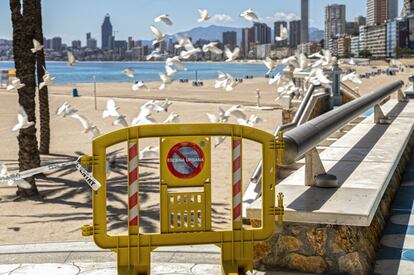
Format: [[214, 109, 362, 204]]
[[174, 25, 243, 45], [141, 25, 324, 47], [309, 27, 324, 43]]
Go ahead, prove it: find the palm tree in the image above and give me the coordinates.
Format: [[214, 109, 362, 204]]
[[10, 0, 41, 196], [33, 0, 50, 155]]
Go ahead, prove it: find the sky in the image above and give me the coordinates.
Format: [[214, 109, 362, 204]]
[[0, 0, 405, 44]]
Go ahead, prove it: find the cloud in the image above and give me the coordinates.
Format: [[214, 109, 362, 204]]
[[211, 14, 234, 23], [260, 12, 300, 25]]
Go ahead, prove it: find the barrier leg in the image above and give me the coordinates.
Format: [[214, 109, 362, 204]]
[[117, 247, 151, 275]]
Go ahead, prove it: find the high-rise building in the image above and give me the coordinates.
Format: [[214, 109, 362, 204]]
[[86, 32, 91, 44], [289, 20, 301, 48], [367, 0, 398, 26], [87, 38, 97, 49], [72, 40, 81, 49], [241, 27, 255, 57], [355, 16, 367, 27], [223, 31, 237, 50], [274, 21, 288, 47], [253, 23, 271, 45], [51, 37, 62, 51], [301, 0, 309, 43], [128, 36, 134, 50], [403, 0, 414, 16], [101, 14, 113, 50], [325, 4, 346, 49]]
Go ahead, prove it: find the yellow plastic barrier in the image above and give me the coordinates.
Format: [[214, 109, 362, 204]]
[[82, 123, 283, 275]]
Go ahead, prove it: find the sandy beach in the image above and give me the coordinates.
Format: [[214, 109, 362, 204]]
[[0, 64, 412, 245]]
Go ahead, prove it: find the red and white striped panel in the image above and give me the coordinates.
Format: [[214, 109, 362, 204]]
[[232, 139, 242, 223], [128, 141, 138, 226]]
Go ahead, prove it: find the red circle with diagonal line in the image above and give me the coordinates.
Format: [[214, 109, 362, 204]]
[[167, 142, 205, 179]]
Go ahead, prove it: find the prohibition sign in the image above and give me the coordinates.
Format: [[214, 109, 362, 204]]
[[167, 142, 205, 179]]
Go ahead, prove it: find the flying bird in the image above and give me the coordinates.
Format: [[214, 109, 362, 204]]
[[155, 98, 173, 112], [215, 71, 238, 91], [123, 68, 135, 78], [143, 100, 167, 113], [12, 106, 34, 131], [275, 25, 288, 41], [6, 78, 25, 91], [31, 39, 43, 53], [180, 41, 202, 59], [131, 107, 157, 126], [102, 99, 120, 118], [240, 9, 259, 22], [154, 14, 173, 26], [224, 47, 240, 62], [146, 48, 162, 61], [163, 112, 180, 123], [166, 56, 186, 71], [139, 146, 159, 160], [175, 34, 190, 49], [132, 81, 149, 91], [202, 42, 223, 55], [113, 115, 129, 128], [198, 9, 210, 22], [159, 73, 173, 90], [73, 114, 101, 139], [67, 51, 77, 66], [165, 65, 177, 77], [237, 114, 262, 127], [263, 57, 277, 75], [342, 72, 362, 84], [150, 25, 164, 45], [39, 67, 55, 90]]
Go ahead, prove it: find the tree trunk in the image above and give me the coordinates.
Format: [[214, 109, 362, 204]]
[[33, 0, 50, 155], [10, 0, 41, 197]]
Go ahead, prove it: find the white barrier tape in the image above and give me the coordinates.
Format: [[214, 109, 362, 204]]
[[0, 158, 101, 191], [75, 162, 101, 191]]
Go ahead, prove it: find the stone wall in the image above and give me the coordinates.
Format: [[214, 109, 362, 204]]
[[252, 135, 414, 274]]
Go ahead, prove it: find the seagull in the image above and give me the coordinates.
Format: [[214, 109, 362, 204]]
[[155, 98, 173, 112], [275, 25, 288, 41], [102, 99, 120, 118], [12, 106, 34, 131], [6, 78, 25, 91], [56, 102, 70, 116], [198, 9, 210, 22], [132, 81, 149, 91], [207, 105, 246, 123], [282, 55, 299, 68], [131, 107, 157, 126], [342, 72, 362, 84], [61, 104, 79, 118], [139, 146, 159, 160], [123, 68, 135, 78], [263, 57, 277, 75], [113, 115, 128, 128], [163, 112, 180, 123], [224, 47, 240, 62], [73, 114, 101, 139], [146, 48, 162, 60], [306, 68, 332, 86], [39, 67, 55, 90], [165, 65, 177, 77], [159, 73, 173, 90], [150, 25, 164, 45], [154, 14, 173, 26], [31, 39, 43, 53], [180, 41, 201, 59], [67, 51, 77, 66], [269, 73, 282, 85], [215, 71, 238, 91], [175, 34, 190, 49], [0, 162, 31, 189], [309, 52, 324, 59], [202, 42, 223, 55], [237, 114, 262, 127], [240, 9, 259, 22], [166, 56, 186, 71]]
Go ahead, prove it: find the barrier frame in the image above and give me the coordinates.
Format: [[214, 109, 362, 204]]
[[83, 123, 278, 274]]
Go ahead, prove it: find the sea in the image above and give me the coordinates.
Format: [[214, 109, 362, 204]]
[[0, 61, 282, 84]]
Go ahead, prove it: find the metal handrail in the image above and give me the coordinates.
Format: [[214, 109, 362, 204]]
[[283, 80, 404, 164]]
